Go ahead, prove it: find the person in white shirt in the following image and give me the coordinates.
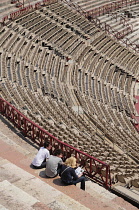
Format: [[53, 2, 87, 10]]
[[32, 141, 52, 169]]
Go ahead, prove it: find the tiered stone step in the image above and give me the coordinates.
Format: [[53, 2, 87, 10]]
[[0, 158, 88, 210], [0, 116, 138, 210], [0, 139, 115, 210], [0, 180, 41, 210], [112, 185, 139, 206], [77, 181, 139, 210]]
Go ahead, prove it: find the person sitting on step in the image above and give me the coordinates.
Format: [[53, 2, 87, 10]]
[[45, 149, 63, 178], [32, 141, 52, 169], [60, 156, 85, 190]]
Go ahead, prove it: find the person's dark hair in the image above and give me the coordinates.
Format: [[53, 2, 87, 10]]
[[54, 149, 63, 156], [44, 141, 50, 148]]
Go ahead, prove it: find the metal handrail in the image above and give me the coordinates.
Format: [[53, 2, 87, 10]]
[[0, 97, 111, 188]]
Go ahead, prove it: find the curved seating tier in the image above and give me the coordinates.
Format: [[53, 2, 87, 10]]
[[73, 0, 139, 53], [0, 1, 139, 189], [96, 3, 139, 47]]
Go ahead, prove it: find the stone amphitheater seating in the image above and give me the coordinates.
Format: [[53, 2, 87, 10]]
[[74, 0, 109, 11], [74, 0, 139, 50], [0, 0, 139, 191], [0, 122, 138, 209]]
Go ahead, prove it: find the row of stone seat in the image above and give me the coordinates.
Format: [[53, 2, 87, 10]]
[[97, 3, 139, 47], [1, 76, 139, 187], [44, 1, 139, 77], [0, 1, 139, 188]]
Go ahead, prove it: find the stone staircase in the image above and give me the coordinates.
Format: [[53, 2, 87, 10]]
[[0, 115, 139, 210], [0, 158, 88, 210]]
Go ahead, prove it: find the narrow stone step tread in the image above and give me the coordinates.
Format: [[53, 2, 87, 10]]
[[0, 159, 89, 210]]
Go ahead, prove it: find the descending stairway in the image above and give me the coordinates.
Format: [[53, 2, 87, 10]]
[[0, 158, 89, 210], [0, 115, 139, 210]]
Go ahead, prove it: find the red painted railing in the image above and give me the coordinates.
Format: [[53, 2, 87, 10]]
[[10, 5, 33, 19], [63, 0, 139, 53], [1, 0, 139, 53], [0, 97, 111, 188], [1, 0, 58, 22], [85, 0, 137, 18], [2, 16, 8, 23], [115, 26, 132, 39]]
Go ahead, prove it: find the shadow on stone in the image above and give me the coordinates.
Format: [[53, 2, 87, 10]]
[[30, 164, 34, 169], [39, 170, 47, 178], [53, 178, 68, 186], [30, 163, 36, 169], [0, 115, 39, 150]]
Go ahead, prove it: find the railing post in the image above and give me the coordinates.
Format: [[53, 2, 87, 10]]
[[17, 113, 20, 128], [24, 118, 27, 135], [32, 124, 35, 141], [60, 142, 64, 154], [90, 158, 92, 174], [11, 108, 14, 123], [105, 165, 111, 188], [75, 150, 78, 159], [0, 97, 111, 187], [7, 104, 10, 117], [105, 165, 108, 188]]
